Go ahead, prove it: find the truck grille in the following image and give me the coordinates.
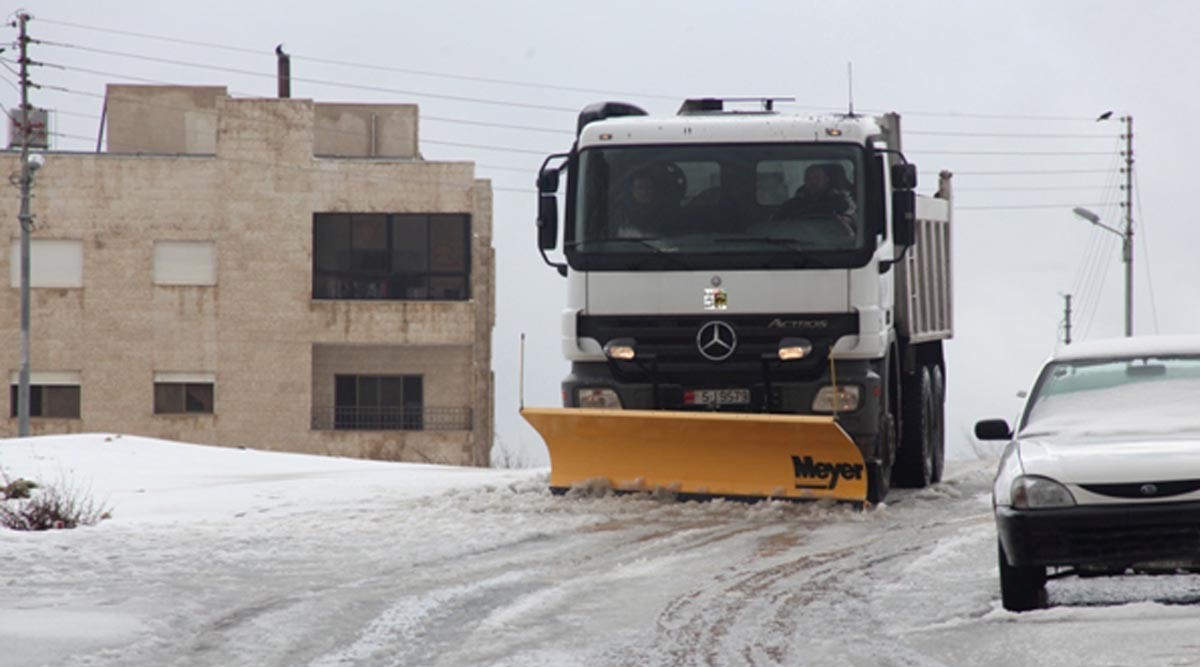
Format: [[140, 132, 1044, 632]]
[[577, 313, 858, 378]]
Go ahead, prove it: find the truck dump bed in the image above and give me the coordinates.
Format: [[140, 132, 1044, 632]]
[[897, 177, 953, 344]]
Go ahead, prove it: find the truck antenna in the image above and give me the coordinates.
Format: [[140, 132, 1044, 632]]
[[519, 333, 526, 410], [847, 62, 856, 117]]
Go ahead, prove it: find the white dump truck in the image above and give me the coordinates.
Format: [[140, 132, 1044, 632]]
[[522, 98, 952, 505]]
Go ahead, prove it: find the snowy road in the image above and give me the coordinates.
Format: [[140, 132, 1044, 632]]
[[5, 437, 1200, 666]]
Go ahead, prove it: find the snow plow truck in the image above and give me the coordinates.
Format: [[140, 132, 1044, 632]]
[[522, 98, 952, 505]]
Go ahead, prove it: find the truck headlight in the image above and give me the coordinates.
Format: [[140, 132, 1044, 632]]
[[1011, 475, 1076, 509], [577, 387, 622, 409], [777, 337, 813, 361], [603, 338, 637, 361], [811, 385, 860, 412]]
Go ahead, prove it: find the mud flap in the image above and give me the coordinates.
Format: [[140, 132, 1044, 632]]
[[520, 408, 867, 504]]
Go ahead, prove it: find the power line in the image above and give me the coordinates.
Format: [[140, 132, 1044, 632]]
[[37, 17, 1129, 127], [34, 53, 581, 114], [939, 169, 1114, 176], [36, 85, 566, 158], [905, 129, 1117, 140], [955, 185, 1109, 192], [957, 202, 1116, 211], [35, 16, 680, 102], [908, 149, 1114, 157], [1133, 167, 1160, 333]]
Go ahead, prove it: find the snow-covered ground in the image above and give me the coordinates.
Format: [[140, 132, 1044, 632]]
[[4, 434, 1200, 667]]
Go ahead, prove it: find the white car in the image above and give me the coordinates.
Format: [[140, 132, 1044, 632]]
[[977, 335, 1200, 612]]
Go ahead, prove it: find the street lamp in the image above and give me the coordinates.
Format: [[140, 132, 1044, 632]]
[[1073, 206, 1132, 337]]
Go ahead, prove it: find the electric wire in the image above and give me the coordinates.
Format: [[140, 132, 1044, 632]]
[[1133, 167, 1161, 333], [37, 18, 1130, 126], [34, 16, 681, 102], [32, 84, 567, 159], [1075, 139, 1128, 333], [34, 43, 581, 113]]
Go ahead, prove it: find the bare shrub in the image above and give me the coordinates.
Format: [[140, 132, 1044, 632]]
[[0, 482, 111, 531]]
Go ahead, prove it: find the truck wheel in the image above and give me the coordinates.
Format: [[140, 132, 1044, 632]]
[[894, 367, 934, 488], [930, 364, 946, 483], [999, 540, 1046, 612], [867, 412, 895, 505]]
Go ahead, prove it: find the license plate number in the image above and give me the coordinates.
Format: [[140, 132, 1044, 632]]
[[684, 388, 750, 406]]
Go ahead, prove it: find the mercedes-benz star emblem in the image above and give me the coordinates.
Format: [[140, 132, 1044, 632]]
[[696, 321, 737, 362]]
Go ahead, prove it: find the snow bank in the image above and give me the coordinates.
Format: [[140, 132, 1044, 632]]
[[0, 433, 542, 526]]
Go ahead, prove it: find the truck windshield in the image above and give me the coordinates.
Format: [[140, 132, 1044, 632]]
[[570, 143, 869, 271]]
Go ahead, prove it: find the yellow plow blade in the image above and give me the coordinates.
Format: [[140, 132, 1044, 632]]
[[521, 408, 867, 504]]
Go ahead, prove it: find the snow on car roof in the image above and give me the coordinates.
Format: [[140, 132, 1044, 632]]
[[1051, 335, 1200, 363]]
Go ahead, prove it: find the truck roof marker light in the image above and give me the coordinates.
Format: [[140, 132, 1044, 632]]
[[825, 128, 843, 137], [599, 133, 613, 141], [778, 338, 813, 361], [604, 338, 638, 361]]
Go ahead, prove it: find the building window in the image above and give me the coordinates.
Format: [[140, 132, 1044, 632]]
[[154, 384, 214, 414], [313, 213, 470, 301], [153, 372, 215, 415], [334, 374, 423, 430], [154, 241, 216, 286], [9, 239, 83, 288], [9, 385, 81, 419]]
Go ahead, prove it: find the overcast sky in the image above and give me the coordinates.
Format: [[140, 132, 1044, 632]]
[[11, 1, 1200, 465]]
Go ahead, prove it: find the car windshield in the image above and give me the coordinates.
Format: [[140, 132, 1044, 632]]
[[568, 143, 868, 271], [1019, 354, 1200, 437]]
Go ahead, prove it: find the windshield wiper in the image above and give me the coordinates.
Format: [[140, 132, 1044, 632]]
[[714, 237, 839, 268], [565, 237, 695, 269], [715, 236, 814, 251], [565, 237, 669, 253]]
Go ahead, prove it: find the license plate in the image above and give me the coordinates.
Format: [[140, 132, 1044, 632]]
[[684, 388, 751, 406]]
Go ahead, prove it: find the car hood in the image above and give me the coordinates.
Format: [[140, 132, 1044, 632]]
[[1017, 434, 1200, 485]]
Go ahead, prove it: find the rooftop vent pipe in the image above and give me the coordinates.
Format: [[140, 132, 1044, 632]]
[[275, 44, 290, 98]]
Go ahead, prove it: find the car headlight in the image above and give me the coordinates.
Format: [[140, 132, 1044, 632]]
[[1011, 475, 1076, 509], [577, 387, 622, 409], [811, 385, 860, 413]]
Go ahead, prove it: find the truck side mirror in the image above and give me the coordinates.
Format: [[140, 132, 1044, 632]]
[[891, 163, 917, 190], [892, 190, 915, 246], [537, 167, 560, 251]]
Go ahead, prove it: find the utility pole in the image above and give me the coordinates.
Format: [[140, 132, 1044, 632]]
[[1062, 294, 1073, 345], [1121, 115, 1134, 337], [16, 12, 32, 436]]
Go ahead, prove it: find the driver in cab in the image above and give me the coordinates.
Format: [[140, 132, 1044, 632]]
[[612, 166, 681, 238], [773, 163, 857, 236]]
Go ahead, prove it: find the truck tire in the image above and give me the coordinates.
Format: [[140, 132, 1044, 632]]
[[894, 367, 934, 488], [930, 364, 946, 483], [999, 540, 1046, 612], [867, 412, 895, 505]]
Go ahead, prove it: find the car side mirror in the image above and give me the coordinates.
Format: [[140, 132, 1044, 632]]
[[892, 190, 915, 246], [974, 419, 1013, 441]]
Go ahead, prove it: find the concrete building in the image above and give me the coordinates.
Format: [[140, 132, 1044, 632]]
[[1, 84, 494, 466]]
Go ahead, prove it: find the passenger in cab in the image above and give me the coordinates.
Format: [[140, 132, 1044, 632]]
[[773, 163, 856, 236]]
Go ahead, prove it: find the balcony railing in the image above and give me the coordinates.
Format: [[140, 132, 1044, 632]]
[[311, 406, 473, 431]]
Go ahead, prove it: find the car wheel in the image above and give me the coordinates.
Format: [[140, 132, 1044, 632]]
[[999, 540, 1046, 612], [930, 364, 946, 483], [895, 367, 934, 488]]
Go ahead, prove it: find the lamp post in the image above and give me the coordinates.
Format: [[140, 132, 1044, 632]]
[[1073, 206, 1132, 337]]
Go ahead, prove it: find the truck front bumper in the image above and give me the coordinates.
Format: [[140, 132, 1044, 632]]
[[562, 360, 886, 459]]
